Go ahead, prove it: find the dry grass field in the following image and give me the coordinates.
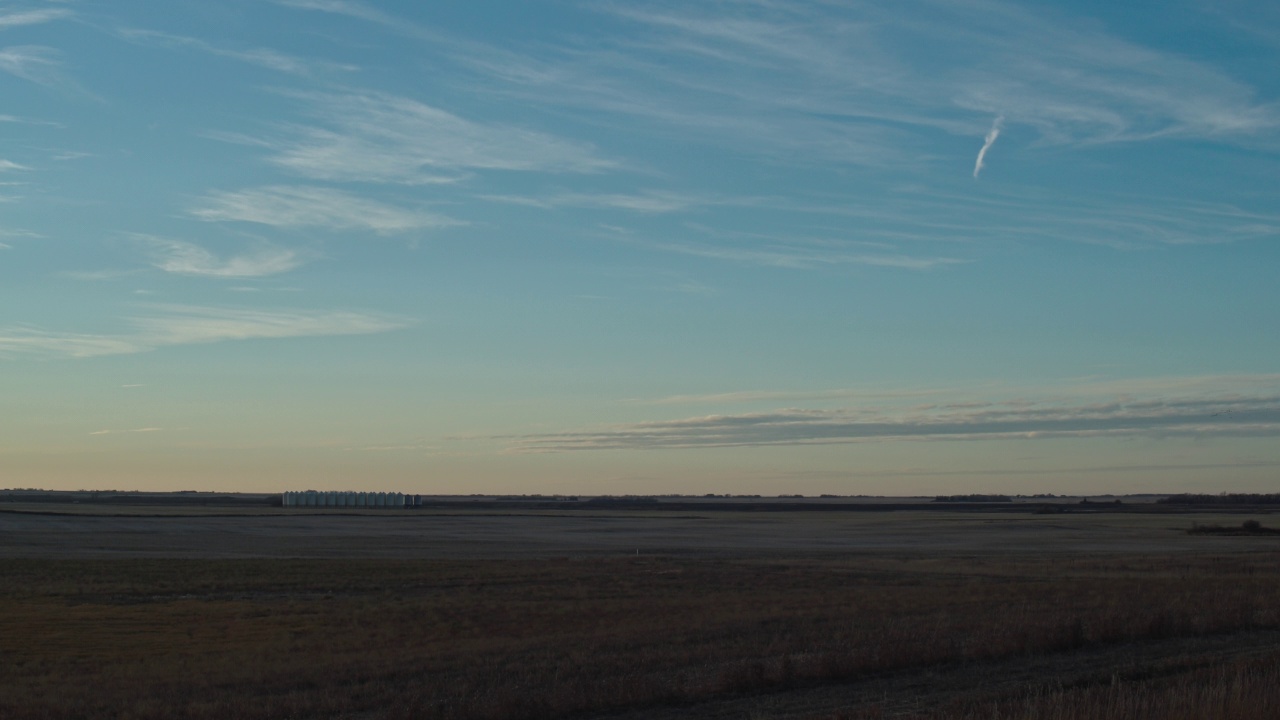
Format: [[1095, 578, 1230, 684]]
[[2, 504, 1279, 719]]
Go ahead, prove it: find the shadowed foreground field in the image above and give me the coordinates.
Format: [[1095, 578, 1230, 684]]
[[2, 508, 1280, 719]]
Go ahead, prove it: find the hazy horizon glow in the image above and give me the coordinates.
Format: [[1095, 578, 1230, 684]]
[[3, 1, 1279, 495]]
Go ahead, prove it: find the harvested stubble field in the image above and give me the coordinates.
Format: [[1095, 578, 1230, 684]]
[[2, 505, 1280, 719]]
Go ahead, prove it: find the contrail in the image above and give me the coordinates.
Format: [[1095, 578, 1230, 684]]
[[972, 116, 1003, 179]]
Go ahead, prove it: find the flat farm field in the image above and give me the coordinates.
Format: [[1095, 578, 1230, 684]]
[[2, 504, 1280, 719]]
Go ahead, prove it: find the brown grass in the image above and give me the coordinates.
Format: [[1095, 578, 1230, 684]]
[[820, 652, 1280, 720], [2, 553, 1279, 719]]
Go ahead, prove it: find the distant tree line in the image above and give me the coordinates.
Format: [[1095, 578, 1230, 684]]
[[1188, 519, 1280, 535], [932, 494, 1012, 503], [1159, 494, 1280, 505]]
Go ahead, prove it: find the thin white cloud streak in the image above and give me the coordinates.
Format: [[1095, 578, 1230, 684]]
[[0, 113, 61, 126], [136, 236, 305, 278], [0, 45, 60, 85], [57, 268, 144, 281], [649, 240, 964, 270], [0, 9, 72, 29], [273, 0, 455, 47], [1050, 373, 1280, 398], [973, 116, 1003, 178], [0, 306, 408, 359], [114, 28, 354, 75], [603, 219, 969, 272], [131, 306, 403, 348], [765, 186, 1280, 249], [190, 185, 461, 234], [481, 190, 707, 213], [634, 388, 951, 406], [0, 330, 142, 358], [637, 374, 1280, 408], [260, 91, 615, 183], [0, 159, 29, 172], [273, 0, 396, 26], [89, 427, 163, 436], [551, 191, 702, 213]]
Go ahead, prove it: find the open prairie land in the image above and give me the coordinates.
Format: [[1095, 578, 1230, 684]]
[[4, 501, 1279, 558], [2, 503, 1280, 719]]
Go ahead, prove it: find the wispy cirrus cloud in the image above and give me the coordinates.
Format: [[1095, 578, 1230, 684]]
[[631, 1, 1280, 143], [89, 427, 163, 436], [481, 189, 708, 213], [136, 235, 305, 278], [190, 185, 461, 234], [0, 45, 61, 85], [0, 159, 29, 172], [261, 91, 616, 183], [652, 240, 964, 270], [273, 0, 457, 47], [0, 305, 409, 359], [0, 113, 61, 127], [973, 116, 1003, 178], [0, 227, 42, 240], [273, 0, 397, 26], [0, 8, 72, 29], [0, 329, 143, 358], [508, 392, 1280, 452], [444, 0, 1279, 172], [757, 185, 1280, 250], [633, 387, 948, 406], [634, 375, 1280, 408], [598, 218, 969, 271], [115, 28, 355, 75], [131, 305, 404, 348]]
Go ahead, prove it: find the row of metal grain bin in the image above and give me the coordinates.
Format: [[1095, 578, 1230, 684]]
[[281, 491, 423, 508]]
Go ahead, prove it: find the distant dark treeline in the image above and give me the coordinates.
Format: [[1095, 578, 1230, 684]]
[[0, 492, 273, 507], [933, 494, 1013, 503], [1159, 494, 1280, 506], [1188, 519, 1280, 535]]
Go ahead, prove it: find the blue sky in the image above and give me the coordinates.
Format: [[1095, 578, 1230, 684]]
[[3, 0, 1279, 494]]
